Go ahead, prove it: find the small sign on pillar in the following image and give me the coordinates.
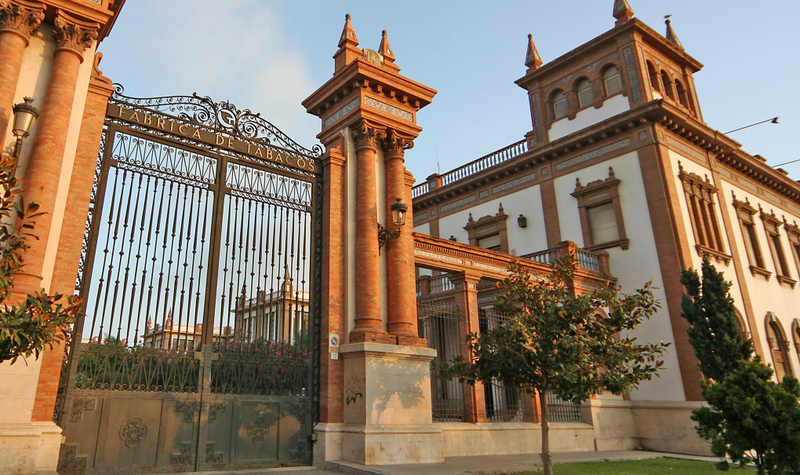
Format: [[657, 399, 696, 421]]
[[330, 333, 340, 360]]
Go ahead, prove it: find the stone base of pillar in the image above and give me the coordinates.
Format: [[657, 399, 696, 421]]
[[336, 342, 444, 465], [0, 421, 61, 475]]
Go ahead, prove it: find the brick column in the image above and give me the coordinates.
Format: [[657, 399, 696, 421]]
[[0, 1, 44, 138], [450, 271, 487, 423], [13, 12, 98, 298], [32, 56, 114, 423], [349, 121, 392, 344], [383, 130, 422, 345]]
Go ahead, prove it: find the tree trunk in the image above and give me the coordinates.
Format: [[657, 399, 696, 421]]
[[539, 390, 553, 475]]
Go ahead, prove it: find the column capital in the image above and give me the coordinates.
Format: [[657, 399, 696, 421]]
[[382, 128, 414, 160], [351, 120, 384, 152], [0, 0, 44, 44], [53, 11, 99, 60]]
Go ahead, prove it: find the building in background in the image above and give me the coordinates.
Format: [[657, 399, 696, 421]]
[[413, 0, 800, 454]]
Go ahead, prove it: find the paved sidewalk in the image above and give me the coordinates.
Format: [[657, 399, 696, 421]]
[[153, 450, 723, 475], [323, 450, 724, 475]]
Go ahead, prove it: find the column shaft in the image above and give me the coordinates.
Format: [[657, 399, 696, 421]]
[[0, 31, 26, 138], [350, 123, 391, 343], [13, 47, 83, 297]]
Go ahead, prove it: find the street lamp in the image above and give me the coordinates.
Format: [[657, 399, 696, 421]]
[[378, 198, 407, 252], [11, 97, 39, 160], [723, 116, 778, 135]]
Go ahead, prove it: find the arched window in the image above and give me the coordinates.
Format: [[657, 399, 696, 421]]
[[602, 66, 622, 96], [661, 71, 674, 99], [735, 309, 750, 340], [765, 313, 793, 381], [576, 78, 592, 109], [552, 90, 567, 120], [647, 61, 660, 92], [793, 320, 800, 366], [675, 79, 690, 108]]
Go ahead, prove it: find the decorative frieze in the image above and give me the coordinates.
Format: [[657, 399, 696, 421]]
[[623, 47, 642, 102], [440, 194, 476, 212], [323, 98, 358, 128], [492, 172, 536, 194], [364, 96, 413, 121], [555, 138, 631, 171]]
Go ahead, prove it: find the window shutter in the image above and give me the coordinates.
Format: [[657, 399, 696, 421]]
[[588, 203, 619, 244]]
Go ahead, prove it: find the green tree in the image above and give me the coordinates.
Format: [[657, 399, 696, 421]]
[[446, 257, 668, 475], [682, 258, 800, 475], [680, 256, 753, 382], [0, 155, 80, 364], [692, 359, 800, 475]]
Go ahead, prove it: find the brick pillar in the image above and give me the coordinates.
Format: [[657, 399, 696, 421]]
[[12, 13, 98, 298], [0, 1, 44, 138], [320, 137, 346, 423], [383, 130, 423, 345], [31, 54, 112, 425], [450, 271, 487, 423], [349, 121, 392, 344]]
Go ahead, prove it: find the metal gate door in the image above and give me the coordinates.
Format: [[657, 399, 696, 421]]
[[58, 89, 322, 474]]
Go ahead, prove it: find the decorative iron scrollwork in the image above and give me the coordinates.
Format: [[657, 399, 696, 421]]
[[205, 443, 223, 464], [61, 445, 87, 470], [247, 417, 270, 444], [70, 398, 96, 422], [175, 401, 200, 423], [169, 443, 193, 465], [112, 86, 322, 158], [119, 417, 148, 448], [207, 402, 226, 423]]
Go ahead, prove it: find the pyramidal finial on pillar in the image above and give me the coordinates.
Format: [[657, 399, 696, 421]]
[[664, 15, 685, 50], [525, 34, 543, 71], [378, 29, 400, 71], [613, 0, 634, 26], [334, 13, 362, 72], [339, 13, 359, 47]]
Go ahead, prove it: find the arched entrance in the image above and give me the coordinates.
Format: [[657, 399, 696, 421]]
[[57, 88, 322, 473]]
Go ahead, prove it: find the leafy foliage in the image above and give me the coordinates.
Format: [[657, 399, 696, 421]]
[[0, 155, 81, 364], [680, 256, 753, 382], [682, 258, 800, 475], [692, 359, 800, 475], [445, 256, 668, 475]]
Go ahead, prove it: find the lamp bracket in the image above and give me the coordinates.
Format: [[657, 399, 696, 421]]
[[377, 223, 400, 254]]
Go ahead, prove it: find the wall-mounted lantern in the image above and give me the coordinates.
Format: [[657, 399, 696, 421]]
[[517, 214, 528, 228], [378, 198, 407, 251], [12, 97, 39, 160]]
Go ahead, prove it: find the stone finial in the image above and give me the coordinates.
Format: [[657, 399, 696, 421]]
[[664, 16, 684, 50], [338, 13, 359, 48], [608, 166, 616, 178], [613, 0, 634, 26], [334, 14, 363, 72], [525, 34, 543, 70], [378, 30, 395, 63]]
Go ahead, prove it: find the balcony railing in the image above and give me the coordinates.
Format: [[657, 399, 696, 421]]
[[522, 247, 603, 273], [412, 140, 529, 198]]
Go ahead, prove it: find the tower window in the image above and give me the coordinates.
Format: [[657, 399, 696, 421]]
[[647, 61, 660, 92], [661, 71, 674, 99], [552, 90, 567, 120], [576, 78, 593, 109], [602, 66, 622, 96], [675, 79, 690, 109]]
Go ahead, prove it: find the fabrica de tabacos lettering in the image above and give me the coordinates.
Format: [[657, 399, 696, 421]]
[[107, 104, 316, 173]]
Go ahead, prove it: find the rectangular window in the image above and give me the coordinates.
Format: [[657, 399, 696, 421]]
[[762, 211, 795, 287], [478, 234, 502, 251], [679, 164, 729, 263], [787, 224, 800, 276], [732, 196, 770, 278], [604, 74, 622, 96], [587, 202, 620, 244], [572, 167, 628, 250], [554, 98, 567, 119]]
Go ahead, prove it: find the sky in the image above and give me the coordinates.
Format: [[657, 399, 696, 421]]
[[95, 1, 800, 184]]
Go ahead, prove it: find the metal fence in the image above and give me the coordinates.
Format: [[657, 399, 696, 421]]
[[418, 299, 466, 422], [544, 390, 583, 422]]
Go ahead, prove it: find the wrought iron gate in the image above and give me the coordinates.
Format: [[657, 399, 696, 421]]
[[58, 88, 322, 473]]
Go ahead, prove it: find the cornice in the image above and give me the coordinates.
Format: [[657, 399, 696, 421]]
[[413, 99, 800, 212], [516, 18, 703, 90]]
